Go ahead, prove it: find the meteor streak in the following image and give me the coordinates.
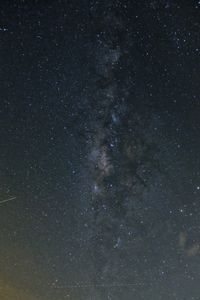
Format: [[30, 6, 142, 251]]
[[0, 197, 16, 205]]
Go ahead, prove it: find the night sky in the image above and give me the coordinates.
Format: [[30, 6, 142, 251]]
[[0, 1, 200, 299]]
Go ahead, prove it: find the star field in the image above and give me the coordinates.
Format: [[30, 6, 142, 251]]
[[0, 1, 200, 299]]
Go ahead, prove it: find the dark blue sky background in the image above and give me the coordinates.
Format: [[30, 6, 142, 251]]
[[0, 1, 200, 299]]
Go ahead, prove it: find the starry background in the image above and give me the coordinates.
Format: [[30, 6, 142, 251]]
[[0, 1, 200, 299]]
